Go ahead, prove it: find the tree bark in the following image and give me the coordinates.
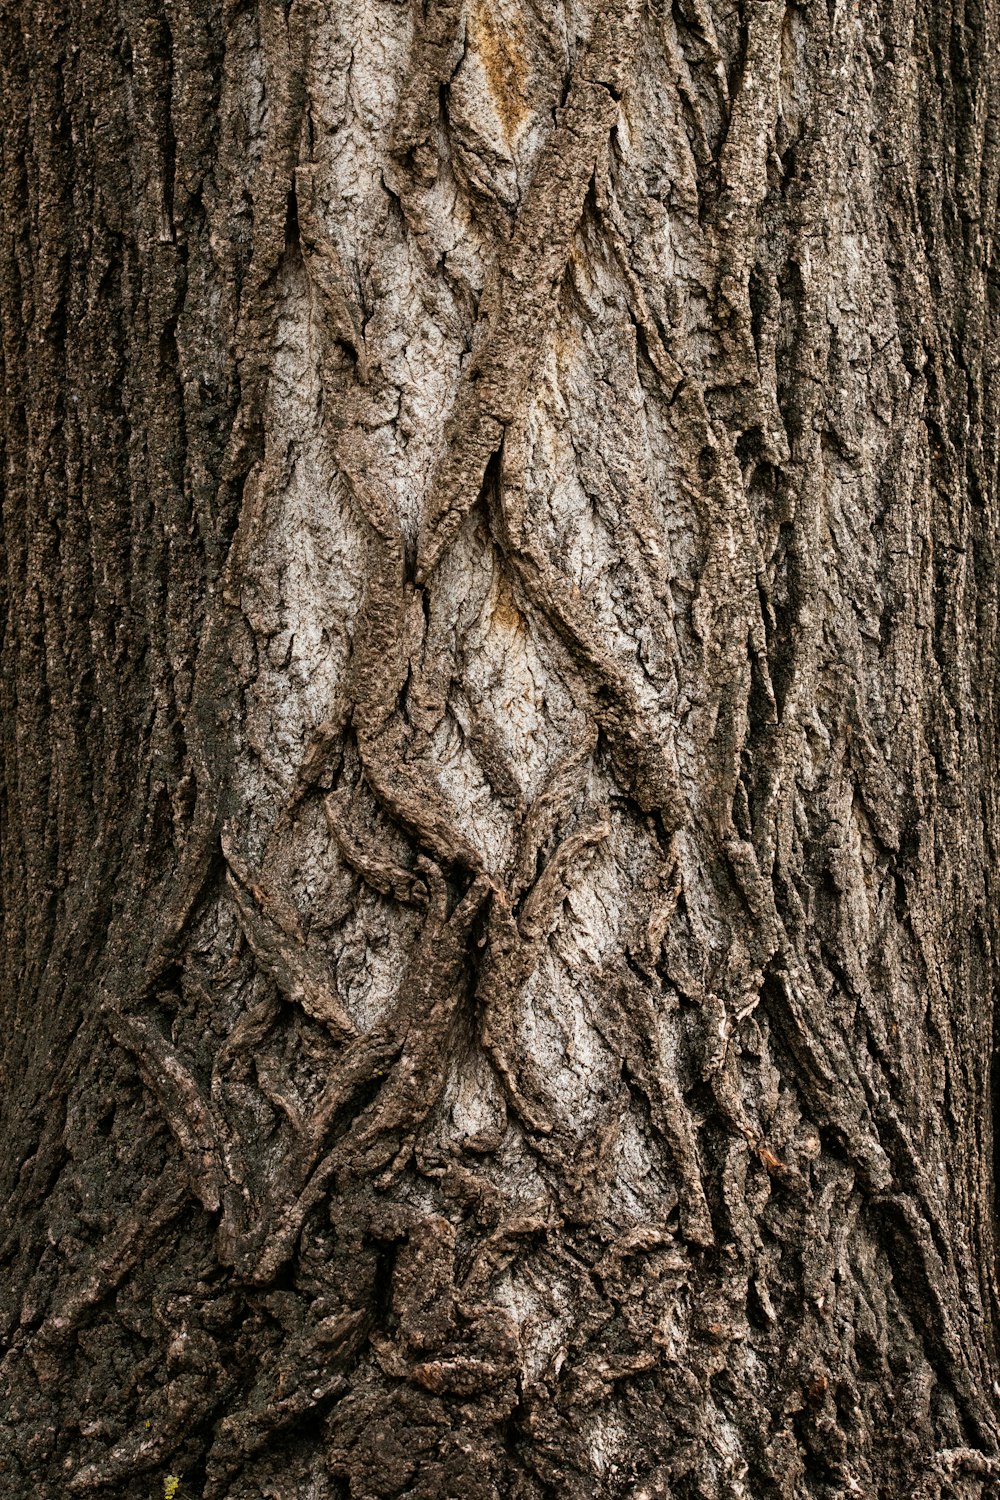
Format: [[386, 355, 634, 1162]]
[[3, 0, 1000, 1495]]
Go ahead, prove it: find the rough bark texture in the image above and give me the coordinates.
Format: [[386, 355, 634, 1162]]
[[3, 0, 1000, 1496]]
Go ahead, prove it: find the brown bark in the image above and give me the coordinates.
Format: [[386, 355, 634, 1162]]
[[3, 0, 1000, 1496]]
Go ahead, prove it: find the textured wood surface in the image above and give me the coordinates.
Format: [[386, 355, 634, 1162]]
[[3, 0, 1000, 1495]]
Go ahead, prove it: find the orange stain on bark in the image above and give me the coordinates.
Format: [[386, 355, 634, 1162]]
[[468, 0, 529, 136]]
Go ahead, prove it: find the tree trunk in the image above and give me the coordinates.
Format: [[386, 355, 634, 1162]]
[[3, 0, 1000, 1495]]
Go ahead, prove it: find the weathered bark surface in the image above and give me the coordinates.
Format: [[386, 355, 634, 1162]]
[[3, 0, 1000, 1495]]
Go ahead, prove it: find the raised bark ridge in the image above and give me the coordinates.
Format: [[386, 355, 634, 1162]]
[[2, 0, 1000, 1496]]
